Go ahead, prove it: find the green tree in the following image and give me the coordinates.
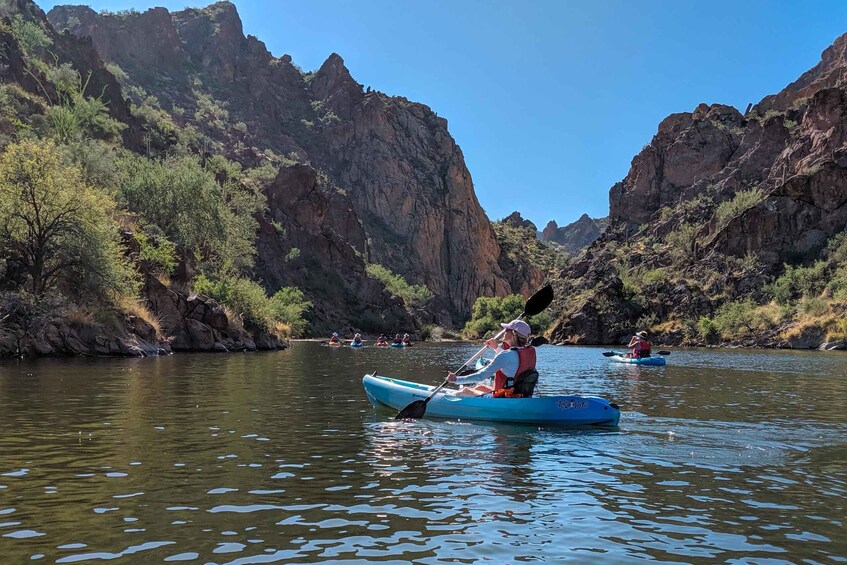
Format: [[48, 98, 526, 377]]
[[0, 139, 135, 298], [365, 263, 433, 308], [463, 294, 550, 339], [119, 154, 264, 276]]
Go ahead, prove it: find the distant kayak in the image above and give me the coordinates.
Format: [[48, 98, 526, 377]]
[[327, 342, 342, 347], [350, 342, 364, 348], [390, 342, 405, 348], [375, 342, 389, 347], [363, 374, 620, 426], [608, 354, 666, 366]]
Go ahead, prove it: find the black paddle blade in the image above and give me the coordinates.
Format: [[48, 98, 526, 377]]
[[658, 350, 671, 355], [602, 351, 616, 357], [395, 399, 427, 419], [524, 284, 554, 317]]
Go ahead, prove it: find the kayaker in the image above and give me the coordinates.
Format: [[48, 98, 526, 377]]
[[402, 333, 413, 346], [376, 334, 389, 346], [627, 330, 651, 358], [393, 334, 403, 345], [329, 332, 341, 345], [351, 333, 363, 345], [447, 319, 537, 397]]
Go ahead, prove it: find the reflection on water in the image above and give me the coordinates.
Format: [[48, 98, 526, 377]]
[[0, 343, 845, 562]]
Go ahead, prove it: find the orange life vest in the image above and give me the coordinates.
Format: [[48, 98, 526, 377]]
[[492, 346, 536, 396]]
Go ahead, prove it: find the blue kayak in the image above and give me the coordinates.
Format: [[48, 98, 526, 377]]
[[390, 342, 405, 348], [350, 342, 364, 348], [362, 374, 620, 426], [609, 354, 666, 366]]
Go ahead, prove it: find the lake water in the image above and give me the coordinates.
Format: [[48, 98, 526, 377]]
[[1, 342, 845, 563]]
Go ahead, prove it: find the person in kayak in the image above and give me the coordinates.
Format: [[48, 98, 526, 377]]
[[329, 332, 341, 345], [627, 330, 651, 358], [376, 334, 389, 346], [402, 333, 413, 346], [447, 319, 536, 397], [351, 333, 364, 346], [392, 333, 403, 345]]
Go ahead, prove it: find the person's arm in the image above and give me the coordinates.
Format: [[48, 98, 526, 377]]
[[627, 336, 637, 347], [449, 350, 517, 384]]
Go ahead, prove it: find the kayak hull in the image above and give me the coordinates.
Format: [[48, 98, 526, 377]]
[[362, 374, 620, 427], [390, 343, 405, 348], [609, 355, 665, 366], [350, 342, 364, 348]]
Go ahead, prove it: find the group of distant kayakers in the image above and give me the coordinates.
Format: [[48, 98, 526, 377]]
[[327, 332, 413, 347]]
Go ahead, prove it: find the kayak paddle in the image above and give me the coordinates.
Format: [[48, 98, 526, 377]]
[[602, 350, 671, 357], [395, 284, 554, 420]]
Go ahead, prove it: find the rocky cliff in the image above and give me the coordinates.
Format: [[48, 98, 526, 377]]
[[540, 214, 608, 254], [549, 34, 847, 349], [47, 2, 527, 329]]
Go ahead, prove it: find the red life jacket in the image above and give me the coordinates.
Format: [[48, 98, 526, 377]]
[[633, 339, 651, 358], [492, 346, 536, 394]]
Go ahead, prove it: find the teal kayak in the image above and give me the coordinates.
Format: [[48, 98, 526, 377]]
[[390, 342, 405, 348], [362, 374, 620, 426], [609, 354, 666, 366]]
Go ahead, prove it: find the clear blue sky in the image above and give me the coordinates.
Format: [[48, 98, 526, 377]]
[[40, 0, 847, 228]]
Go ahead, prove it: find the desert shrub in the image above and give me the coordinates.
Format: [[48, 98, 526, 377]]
[[797, 296, 829, 318], [765, 261, 828, 305], [118, 154, 264, 275], [715, 188, 765, 228], [463, 294, 551, 339], [193, 274, 311, 337], [697, 316, 719, 343], [709, 299, 778, 340], [11, 15, 52, 59], [62, 138, 122, 188], [666, 222, 699, 264], [365, 263, 433, 308], [136, 228, 177, 277], [32, 65, 125, 143]]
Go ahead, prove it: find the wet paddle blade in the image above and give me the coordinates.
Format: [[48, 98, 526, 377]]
[[602, 351, 616, 357], [524, 284, 554, 317], [395, 399, 427, 419], [658, 350, 671, 355]]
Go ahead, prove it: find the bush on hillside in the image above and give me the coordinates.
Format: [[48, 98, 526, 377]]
[[193, 274, 311, 337], [365, 263, 433, 308], [463, 294, 552, 339]]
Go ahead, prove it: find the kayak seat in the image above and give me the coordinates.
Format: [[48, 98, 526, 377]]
[[512, 368, 539, 398]]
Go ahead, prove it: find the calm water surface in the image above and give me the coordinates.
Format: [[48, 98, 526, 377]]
[[1, 342, 845, 563]]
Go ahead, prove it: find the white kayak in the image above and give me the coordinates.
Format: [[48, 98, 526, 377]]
[[362, 374, 620, 427]]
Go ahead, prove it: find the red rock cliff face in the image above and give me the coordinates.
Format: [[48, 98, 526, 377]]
[[48, 2, 514, 326]]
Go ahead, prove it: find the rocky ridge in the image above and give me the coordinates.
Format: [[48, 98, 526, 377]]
[[540, 214, 608, 255], [548, 34, 847, 350], [47, 2, 530, 331]]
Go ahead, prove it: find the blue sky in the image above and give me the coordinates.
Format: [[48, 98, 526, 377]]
[[40, 0, 847, 228]]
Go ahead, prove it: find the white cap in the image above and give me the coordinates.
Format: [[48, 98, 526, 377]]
[[500, 319, 531, 338]]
